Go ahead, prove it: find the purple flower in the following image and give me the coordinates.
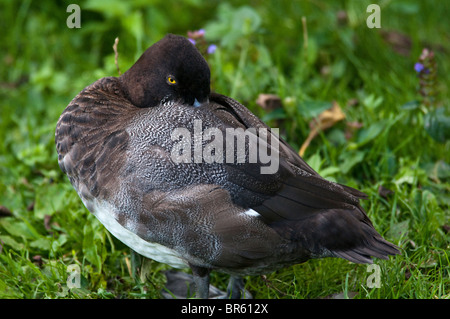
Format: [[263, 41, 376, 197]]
[[414, 62, 424, 73], [188, 38, 196, 45], [197, 29, 205, 36], [207, 44, 217, 54]]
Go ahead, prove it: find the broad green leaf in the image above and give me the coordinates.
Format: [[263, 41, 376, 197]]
[[298, 100, 333, 119], [306, 153, 323, 172], [82, 215, 107, 271], [387, 219, 410, 240], [339, 150, 365, 174], [362, 94, 383, 110], [30, 237, 52, 251], [0, 219, 39, 240], [355, 120, 386, 147], [34, 183, 67, 219], [0, 234, 24, 250], [424, 107, 450, 143]]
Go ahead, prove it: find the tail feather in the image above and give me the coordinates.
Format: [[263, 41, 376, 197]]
[[269, 205, 401, 264], [334, 235, 400, 264]]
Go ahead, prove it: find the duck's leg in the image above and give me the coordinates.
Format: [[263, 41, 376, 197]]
[[163, 270, 228, 299], [190, 264, 211, 299], [227, 276, 252, 299]]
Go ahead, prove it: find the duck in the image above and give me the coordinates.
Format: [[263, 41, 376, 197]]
[[55, 34, 399, 299]]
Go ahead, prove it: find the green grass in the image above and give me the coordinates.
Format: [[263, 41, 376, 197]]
[[0, 0, 449, 299]]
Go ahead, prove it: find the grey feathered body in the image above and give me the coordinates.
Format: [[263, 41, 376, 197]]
[[55, 76, 399, 277]]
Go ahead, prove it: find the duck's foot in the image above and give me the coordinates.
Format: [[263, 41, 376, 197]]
[[161, 270, 252, 299]]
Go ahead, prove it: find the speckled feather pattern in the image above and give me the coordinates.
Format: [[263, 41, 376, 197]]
[[56, 75, 399, 275], [56, 77, 288, 273], [55, 36, 399, 280]]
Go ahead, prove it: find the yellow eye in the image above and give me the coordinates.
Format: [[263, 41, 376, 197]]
[[167, 76, 177, 85]]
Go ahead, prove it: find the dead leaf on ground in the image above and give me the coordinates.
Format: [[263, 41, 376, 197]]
[[380, 30, 412, 56], [378, 185, 395, 199], [299, 101, 345, 157], [256, 93, 283, 110], [27, 201, 35, 211], [0, 205, 12, 217], [32, 255, 43, 267], [345, 121, 363, 140], [44, 214, 52, 231], [442, 225, 450, 234], [347, 98, 359, 107]]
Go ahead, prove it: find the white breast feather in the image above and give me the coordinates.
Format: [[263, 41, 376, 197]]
[[82, 197, 188, 269]]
